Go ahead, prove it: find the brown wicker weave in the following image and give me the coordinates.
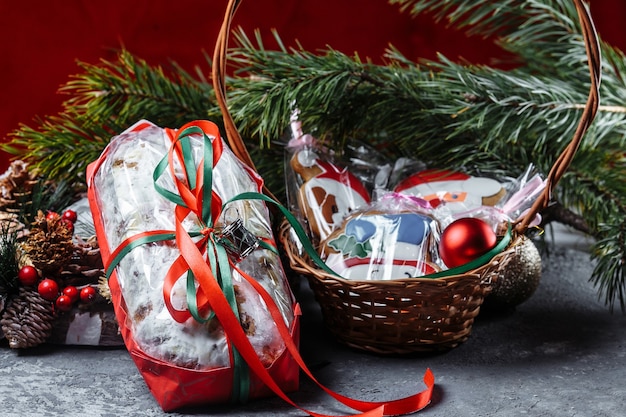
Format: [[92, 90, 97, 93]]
[[213, 0, 601, 354]]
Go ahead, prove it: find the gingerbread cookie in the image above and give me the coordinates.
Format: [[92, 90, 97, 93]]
[[290, 149, 370, 241], [320, 210, 439, 281], [394, 169, 505, 212]]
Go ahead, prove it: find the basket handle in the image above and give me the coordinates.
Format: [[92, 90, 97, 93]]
[[212, 0, 244, 165], [515, 0, 601, 233], [212, 0, 279, 197], [211, 0, 601, 233]]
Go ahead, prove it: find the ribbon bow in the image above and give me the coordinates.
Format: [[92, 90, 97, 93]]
[[105, 120, 245, 325]]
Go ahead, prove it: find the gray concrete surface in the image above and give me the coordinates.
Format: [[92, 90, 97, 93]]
[[1, 224, 625, 417]]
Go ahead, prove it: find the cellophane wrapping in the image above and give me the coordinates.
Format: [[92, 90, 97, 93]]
[[87, 120, 300, 411]]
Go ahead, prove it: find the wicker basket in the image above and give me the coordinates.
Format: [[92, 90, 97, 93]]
[[280, 221, 523, 353], [213, 0, 601, 354]]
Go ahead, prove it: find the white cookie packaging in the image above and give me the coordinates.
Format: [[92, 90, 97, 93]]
[[87, 120, 300, 411], [319, 193, 442, 280]]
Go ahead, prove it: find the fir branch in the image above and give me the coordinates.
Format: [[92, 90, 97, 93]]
[[32, 180, 76, 220], [3, 114, 112, 188], [60, 49, 218, 130], [592, 223, 626, 312], [1, 50, 221, 187], [227, 29, 598, 175], [228, 29, 386, 148], [226, 2, 626, 310], [389, 0, 528, 38], [389, 0, 586, 75]]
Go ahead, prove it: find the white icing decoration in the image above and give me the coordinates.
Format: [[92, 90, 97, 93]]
[[400, 177, 502, 212], [461, 177, 503, 196]]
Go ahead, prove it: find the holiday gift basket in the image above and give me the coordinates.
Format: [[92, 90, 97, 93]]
[[262, 0, 599, 354]]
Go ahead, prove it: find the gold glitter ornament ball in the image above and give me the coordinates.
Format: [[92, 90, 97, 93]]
[[483, 236, 542, 310]]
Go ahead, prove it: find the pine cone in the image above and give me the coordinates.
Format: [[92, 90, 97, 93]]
[[0, 211, 28, 239], [59, 235, 112, 303], [21, 211, 74, 274], [59, 235, 104, 286], [0, 286, 54, 348], [0, 160, 38, 214]]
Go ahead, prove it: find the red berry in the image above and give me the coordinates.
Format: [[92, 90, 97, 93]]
[[61, 218, 74, 233], [62, 209, 78, 223], [62, 285, 80, 303], [17, 265, 39, 287], [55, 295, 74, 312], [80, 286, 97, 303], [37, 278, 59, 301], [45, 211, 59, 221]]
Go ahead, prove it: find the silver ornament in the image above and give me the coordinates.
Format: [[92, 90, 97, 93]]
[[484, 236, 542, 309]]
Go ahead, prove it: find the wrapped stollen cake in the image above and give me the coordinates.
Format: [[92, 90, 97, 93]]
[[88, 120, 296, 372]]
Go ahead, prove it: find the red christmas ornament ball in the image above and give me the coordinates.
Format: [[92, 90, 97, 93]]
[[37, 278, 59, 301], [61, 218, 74, 233], [439, 217, 497, 268], [62, 209, 78, 223], [45, 211, 59, 221], [62, 285, 80, 303]]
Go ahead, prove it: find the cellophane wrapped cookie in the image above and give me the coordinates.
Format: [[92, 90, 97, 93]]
[[319, 193, 442, 280], [284, 116, 371, 246], [87, 120, 299, 410], [393, 168, 507, 217]]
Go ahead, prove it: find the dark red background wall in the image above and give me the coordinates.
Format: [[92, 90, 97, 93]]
[[0, 1, 623, 172]]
